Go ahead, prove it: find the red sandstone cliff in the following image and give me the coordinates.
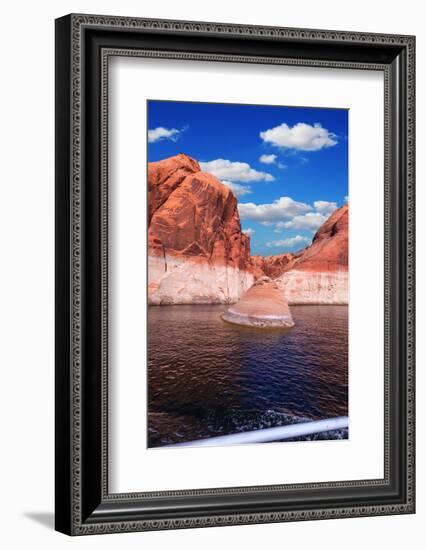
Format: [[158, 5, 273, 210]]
[[251, 253, 295, 279], [275, 205, 348, 304], [148, 154, 255, 305], [286, 204, 348, 273]]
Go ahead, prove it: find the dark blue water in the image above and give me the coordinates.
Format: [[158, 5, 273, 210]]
[[148, 305, 348, 447]]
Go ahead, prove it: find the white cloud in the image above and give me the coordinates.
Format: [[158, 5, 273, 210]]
[[269, 200, 337, 232], [221, 180, 252, 197], [277, 212, 326, 231], [148, 126, 182, 143], [200, 159, 274, 182], [266, 235, 310, 249], [260, 122, 338, 151], [259, 154, 287, 169], [259, 154, 277, 164], [313, 200, 338, 216], [243, 228, 255, 237], [238, 196, 311, 223], [344, 195, 349, 203]]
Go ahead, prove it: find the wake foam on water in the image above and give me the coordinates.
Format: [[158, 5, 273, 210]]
[[148, 408, 348, 447]]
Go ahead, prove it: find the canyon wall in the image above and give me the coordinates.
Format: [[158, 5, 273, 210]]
[[251, 253, 295, 279], [148, 154, 255, 305], [276, 204, 349, 304]]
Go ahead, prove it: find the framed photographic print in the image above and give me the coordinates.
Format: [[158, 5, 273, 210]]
[[55, 14, 415, 535]]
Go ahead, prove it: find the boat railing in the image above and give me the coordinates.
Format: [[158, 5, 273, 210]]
[[166, 416, 349, 448]]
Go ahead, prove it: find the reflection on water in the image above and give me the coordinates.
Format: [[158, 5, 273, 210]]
[[148, 305, 348, 447]]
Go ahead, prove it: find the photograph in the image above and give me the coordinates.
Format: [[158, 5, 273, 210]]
[[147, 100, 349, 448], [52, 10, 415, 538]]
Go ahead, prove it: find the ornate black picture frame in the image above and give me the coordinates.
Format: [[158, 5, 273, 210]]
[[55, 13, 415, 535]]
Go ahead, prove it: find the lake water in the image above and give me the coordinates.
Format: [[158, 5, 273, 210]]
[[148, 304, 348, 447]]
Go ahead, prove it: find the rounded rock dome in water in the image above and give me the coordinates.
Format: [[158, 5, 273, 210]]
[[221, 276, 295, 329]]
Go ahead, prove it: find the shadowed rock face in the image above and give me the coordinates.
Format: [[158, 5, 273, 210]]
[[148, 154, 255, 305], [276, 204, 349, 304], [251, 253, 295, 279], [221, 276, 294, 328]]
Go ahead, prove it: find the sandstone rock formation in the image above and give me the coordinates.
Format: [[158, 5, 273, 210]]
[[276, 204, 348, 304], [147, 153, 348, 307], [148, 154, 255, 305], [251, 253, 295, 279], [221, 276, 295, 328]]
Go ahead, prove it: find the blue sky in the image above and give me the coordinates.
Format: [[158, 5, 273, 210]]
[[147, 100, 348, 256]]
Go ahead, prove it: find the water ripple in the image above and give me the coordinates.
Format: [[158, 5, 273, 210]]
[[148, 305, 348, 447]]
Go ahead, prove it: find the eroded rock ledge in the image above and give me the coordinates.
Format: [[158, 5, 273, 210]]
[[221, 277, 295, 329]]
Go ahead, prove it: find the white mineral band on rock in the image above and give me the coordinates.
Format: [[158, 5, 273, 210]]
[[226, 309, 293, 320]]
